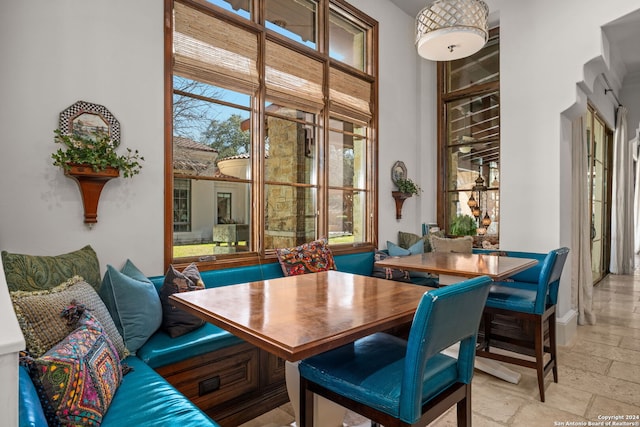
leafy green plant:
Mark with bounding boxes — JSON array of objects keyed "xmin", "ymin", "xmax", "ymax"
[
  {"xmin": 450, "ymin": 214, "xmax": 477, "ymax": 236},
  {"xmin": 395, "ymin": 177, "xmax": 422, "ymax": 196},
  {"xmin": 51, "ymin": 129, "xmax": 144, "ymax": 178}
]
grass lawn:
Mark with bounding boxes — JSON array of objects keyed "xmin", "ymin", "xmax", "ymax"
[{"xmin": 173, "ymin": 235, "xmax": 356, "ymax": 258}]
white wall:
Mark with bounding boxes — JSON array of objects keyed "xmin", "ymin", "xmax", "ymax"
[
  {"xmin": 622, "ymin": 73, "xmax": 640, "ymax": 139},
  {"xmin": 0, "ymin": 1, "xmax": 165, "ymax": 275},
  {"xmin": 348, "ymin": 0, "xmax": 438, "ymax": 246},
  {"xmin": 482, "ymin": 0, "xmax": 638, "ymax": 329},
  {"xmin": 2, "ymin": 0, "xmax": 639, "ymax": 340},
  {"xmin": 0, "ymin": 0, "xmax": 434, "ymax": 278}
]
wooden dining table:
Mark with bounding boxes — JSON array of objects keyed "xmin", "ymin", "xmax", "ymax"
[
  {"xmin": 169, "ymin": 270, "xmax": 434, "ymax": 426},
  {"xmin": 375, "ymin": 251, "xmax": 538, "ymax": 285},
  {"xmin": 169, "ymin": 270, "xmax": 432, "ymax": 362}
]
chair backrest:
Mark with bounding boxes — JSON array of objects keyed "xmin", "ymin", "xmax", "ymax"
[
  {"xmin": 534, "ymin": 247, "xmax": 570, "ymax": 313},
  {"xmin": 399, "ymin": 275, "xmax": 492, "ymax": 423}
]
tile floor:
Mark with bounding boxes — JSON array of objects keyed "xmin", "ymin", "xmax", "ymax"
[{"xmin": 240, "ymin": 267, "xmax": 640, "ymax": 427}]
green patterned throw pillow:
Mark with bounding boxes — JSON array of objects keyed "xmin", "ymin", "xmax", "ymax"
[
  {"xmin": 11, "ymin": 276, "xmax": 127, "ymax": 359},
  {"xmin": 2, "ymin": 245, "xmax": 101, "ymax": 291}
]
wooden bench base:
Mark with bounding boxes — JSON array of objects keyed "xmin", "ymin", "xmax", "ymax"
[{"xmin": 156, "ymin": 342, "xmax": 289, "ymax": 426}]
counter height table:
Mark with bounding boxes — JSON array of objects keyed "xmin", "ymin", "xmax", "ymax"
[
  {"xmin": 375, "ymin": 251, "xmax": 538, "ymax": 285},
  {"xmin": 375, "ymin": 251, "xmax": 539, "ymax": 384}
]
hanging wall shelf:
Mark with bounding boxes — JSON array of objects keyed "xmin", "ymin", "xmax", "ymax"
[{"xmin": 65, "ymin": 164, "xmax": 119, "ymax": 225}]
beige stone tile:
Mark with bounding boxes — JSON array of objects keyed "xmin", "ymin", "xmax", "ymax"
[
  {"xmin": 542, "ymin": 382, "xmax": 592, "ymax": 417},
  {"xmin": 620, "ymin": 336, "xmax": 640, "ymax": 351},
  {"xmin": 510, "ymin": 402, "xmax": 588, "ymax": 427},
  {"xmin": 574, "ymin": 327, "xmax": 623, "ymax": 346},
  {"xmin": 585, "ymin": 395, "xmax": 640, "ymax": 420},
  {"xmin": 558, "ymin": 366, "xmax": 640, "ymax": 407},
  {"xmin": 571, "ymin": 339, "xmax": 640, "ymax": 366},
  {"xmin": 608, "ymin": 360, "xmax": 640, "ymax": 385},
  {"xmin": 596, "ymin": 313, "xmax": 640, "ymax": 329},
  {"xmin": 471, "ymin": 414, "xmax": 509, "ymax": 427},
  {"xmin": 238, "ymin": 407, "xmax": 294, "ymax": 427},
  {"xmin": 583, "ymin": 323, "xmax": 640, "ymax": 340},
  {"xmin": 472, "ymin": 381, "xmax": 528, "ymax": 423},
  {"xmin": 426, "ymin": 408, "xmax": 507, "ymax": 427},
  {"xmin": 558, "ymin": 348, "xmax": 612, "ymax": 375}
]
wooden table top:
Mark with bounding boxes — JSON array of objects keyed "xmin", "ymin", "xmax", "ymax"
[
  {"xmin": 375, "ymin": 252, "xmax": 538, "ymax": 282},
  {"xmin": 169, "ymin": 270, "xmax": 432, "ymax": 362}
]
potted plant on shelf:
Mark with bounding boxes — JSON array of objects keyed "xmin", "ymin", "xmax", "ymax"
[
  {"xmin": 51, "ymin": 129, "xmax": 144, "ymax": 224},
  {"xmin": 392, "ymin": 177, "xmax": 421, "ymax": 219},
  {"xmin": 52, "ymin": 129, "xmax": 144, "ymax": 178}
]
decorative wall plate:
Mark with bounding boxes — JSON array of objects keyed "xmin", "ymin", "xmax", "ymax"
[
  {"xmin": 391, "ymin": 161, "xmax": 407, "ymax": 185},
  {"xmin": 59, "ymin": 101, "xmax": 120, "ymax": 144}
]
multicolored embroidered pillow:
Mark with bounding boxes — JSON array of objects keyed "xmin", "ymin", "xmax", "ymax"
[
  {"xmin": 11, "ymin": 276, "xmax": 127, "ymax": 359},
  {"xmin": 275, "ymin": 238, "xmax": 336, "ymax": 276},
  {"xmin": 23, "ymin": 308, "xmax": 122, "ymax": 427},
  {"xmin": 159, "ymin": 263, "xmax": 206, "ymax": 338},
  {"xmin": 2, "ymin": 245, "xmax": 101, "ymax": 291}
]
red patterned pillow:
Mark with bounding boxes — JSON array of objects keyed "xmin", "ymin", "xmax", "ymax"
[
  {"xmin": 23, "ymin": 304, "xmax": 122, "ymax": 426},
  {"xmin": 275, "ymin": 238, "xmax": 336, "ymax": 276}
]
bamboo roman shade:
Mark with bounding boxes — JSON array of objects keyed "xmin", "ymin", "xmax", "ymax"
[
  {"xmin": 329, "ymin": 67, "xmax": 372, "ymax": 124},
  {"xmin": 265, "ymin": 40, "xmax": 324, "ymax": 112},
  {"xmin": 174, "ymin": 2, "xmax": 258, "ymax": 94}
]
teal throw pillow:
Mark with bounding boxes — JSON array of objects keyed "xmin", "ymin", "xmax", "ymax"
[
  {"xmin": 99, "ymin": 260, "xmax": 162, "ymax": 353},
  {"xmin": 387, "ymin": 240, "xmax": 423, "ymax": 257},
  {"xmin": 398, "ymin": 231, "xmax": 431, "ymax": 253},
  {"xmin": 387, "ymin": 240, "xmax": 433, "ymax": 280}
]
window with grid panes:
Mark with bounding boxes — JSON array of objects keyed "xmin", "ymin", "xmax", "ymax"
[
  {"xmin": 166, "ymin": 0, "xmax": 378, "ymax": 267},
  {"xmin": 438, "ymin": 29, "xmax": 499, "ymax": 243}
]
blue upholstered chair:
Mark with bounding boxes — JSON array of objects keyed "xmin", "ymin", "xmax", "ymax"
[
  {"xmin": 476, "ymin": 247, "xmax": 569, "ymax": 402},
  {"xmin": 298, "ymin": 275, "xmax": 492, "ymax": 427}
]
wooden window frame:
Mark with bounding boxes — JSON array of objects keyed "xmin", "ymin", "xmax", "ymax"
[
  {"xmin": 164, "ymin": 0, "xmax": 378, "ymax": 270},
  {"xmin": 436, "ymin": 27, "xmax": 500, "ymax": 235}
]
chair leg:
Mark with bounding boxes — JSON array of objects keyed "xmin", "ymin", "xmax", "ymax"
[
  {"xmin": 482, "ymin": 312, "xmax": 492, "ymax": 350},
  {"xmin": 534, "ymin": 318, "xmax": 546, "ymax": 402},
  {"xmin": 549, "ymin": 313, "xmax": 558, "ymax": 383},
  {"xmin": 299, "ymin": 378, "xmax": 314, "ymax": 427},
  {"xmin": 456, "ymin": 383, "xmax": 472, "ymax": 427}
]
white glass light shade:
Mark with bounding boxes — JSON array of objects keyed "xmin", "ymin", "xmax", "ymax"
[{"xmin": 416, "ymin": 0, "xmax": 489, "ymax": 61}]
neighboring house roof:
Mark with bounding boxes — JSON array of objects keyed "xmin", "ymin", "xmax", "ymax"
[
  {"xmin": 173, "ymin": 136, "xmax": 219, "ymax": 176},
  {"xmin": 174, "ymin": 136, "xmax": 218, "ymax": 152}
]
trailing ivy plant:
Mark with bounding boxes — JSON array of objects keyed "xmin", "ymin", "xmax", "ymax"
[
  {"xmin": 395, "ymin": 177, "xmax": 422, "ymax": 196},
  {"xmin": 51, "ymin": 129, "xmax": 144, "ymax": 178}
]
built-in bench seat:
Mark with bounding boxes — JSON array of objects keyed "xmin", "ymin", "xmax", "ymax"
[{"xmin": 13, "ymin": 250, "xmax": 380, "ymax": 426}]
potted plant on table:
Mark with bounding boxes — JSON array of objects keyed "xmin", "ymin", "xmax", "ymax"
[
  {"xmin": 392, "ymin": 177, "xmax": 421, "ymax": 219},
  {"xmin": 51, "ymin": 129, "xmax": 144, "ymax": 224}
]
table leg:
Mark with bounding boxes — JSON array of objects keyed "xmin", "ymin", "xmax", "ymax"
[
  {"xmin": 442, "ymin": 344, "xmax": 522, "ymax": 384},
  {"xmin": 285, "ymin": 361, "xmax": 347, "ymax": 427}
]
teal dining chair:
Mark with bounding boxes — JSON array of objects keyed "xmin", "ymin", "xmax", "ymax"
[
  {"xmin": 476, "ymin": 247, "xmax": 570, "ymax": 402},
  {"xmin": 298, "ymin": 275, "xmax": 492, "ymax": 427}
]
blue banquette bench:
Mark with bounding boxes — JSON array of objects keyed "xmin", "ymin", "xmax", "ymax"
[{"xmin": 18, "ymin": 251, "xmax": 376, "ymax": 427}]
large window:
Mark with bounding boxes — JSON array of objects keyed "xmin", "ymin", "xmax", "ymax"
[
  {"xmin": 438, "ymin": 29, "xmax": 499, "ymax": 244},
  {"xmin": 166, "ymin": 0, "xmax": 378, "ymax": 267}
]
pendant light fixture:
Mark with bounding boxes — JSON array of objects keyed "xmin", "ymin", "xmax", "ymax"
[{"xmin": 416, "ymin": 0, "xmax": 489, "ymax": 61}]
